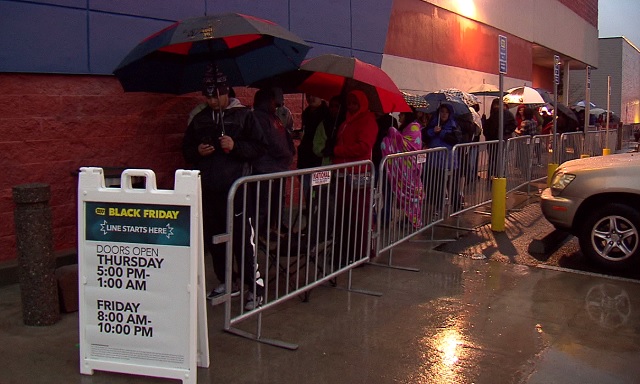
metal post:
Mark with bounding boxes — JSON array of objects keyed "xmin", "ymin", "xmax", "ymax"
[
  {"xmin": 498, "ymin": 73, "xmax": 504, "ymax": 178},
  {"xmin": 584, "ymin": 66, "xmax": 591, "ymax": 132}
]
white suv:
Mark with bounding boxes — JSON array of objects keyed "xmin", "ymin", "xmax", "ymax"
[{"xmin": 540, "ymin": 153, "xmax": 640, "ymax": 269}]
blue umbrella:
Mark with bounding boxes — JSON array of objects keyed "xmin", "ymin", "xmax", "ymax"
[{"xmin": 421, "ymin": 92, "xmax": 470, "ymax": 116}]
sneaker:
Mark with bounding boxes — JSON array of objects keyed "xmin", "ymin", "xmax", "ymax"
[
  {"xmin": 207, "ymin": 283, "xmax": 240, "ymax": 300},
  {"xmin": 244, "ymin": 292, "xmax": 264, "ymax": 311}
]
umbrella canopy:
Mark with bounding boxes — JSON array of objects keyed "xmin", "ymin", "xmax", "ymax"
[
  {"xmin": 467, "ymin": 82, "xmax": 503, "ymax": 96},
  {"xmin": 555, "ymin": 103, "xmax": 578, "ymax": 123},
  {"xmin": 574, "ymin": 100, "xmax": 597, "ymax": 109},
  {"xmin": 289, "ymin": 54, "xmax": 411, "ymax": 113},
  {"xmin": 589, "ymin": 107, "xmax": 607, "ymax": 115},
  {"xmin": 113, "ymin": 13, "xmax": 311, "ymax": 94},
  {"xmin": 535, "ymin": 88, "xmax": 554, "ymax": 104},
  {"xmin": 422, "ymin": 92, "xmax": 470, "ymax": 115},
  {"xmin": 437, "ymin": 88, "xmax": 479, "ymax": 107},
  {"xmin": 402, "ymin": 91, "xmax": 428, "ymax": 109},
  {"xmin": 504, "ymin": 86, "xmax": 545, "ymax": 105}
]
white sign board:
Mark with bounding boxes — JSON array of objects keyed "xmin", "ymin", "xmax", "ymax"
[{"xmin": 78, "ymin": 168, "xmax": 208, "ymax": 384}]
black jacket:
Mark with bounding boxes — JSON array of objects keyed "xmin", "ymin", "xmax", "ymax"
[
  {"xmin": 298, "ymin": 103, "xmax": 329, "ymax": 169},
  {"xmin": 252, "ymin": 106, "xmax": 295, "ymax": 174},
  {"xmin": 182, "ymin": 101, "xmax": 267, "ymax": 192},
  {"xmin": 483, "ymin": 108, "xmax": 516, "ymax": 141}
]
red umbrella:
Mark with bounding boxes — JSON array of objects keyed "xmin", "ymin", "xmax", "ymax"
[{"xmin": 276, "ymin": 54, "xmax": 411, "ymax": 113}]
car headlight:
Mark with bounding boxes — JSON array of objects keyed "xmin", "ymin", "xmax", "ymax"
[{"xmin": 550, "ymin": 171, "xmax": 575, "ymax": 194}]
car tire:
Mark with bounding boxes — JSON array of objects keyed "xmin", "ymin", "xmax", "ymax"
[{"xmin": 578, "ymin": 203, "xmax": 640, "ymax": 269}]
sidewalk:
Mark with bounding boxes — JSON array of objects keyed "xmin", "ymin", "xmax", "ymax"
[{"xmin": 2, "ymin": 201, "xmax": 640, "ymax": 384}]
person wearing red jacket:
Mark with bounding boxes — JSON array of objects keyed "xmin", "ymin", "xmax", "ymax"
[{"xmin": 330, "ymin": 90, "xmax": 378, "ymax": 267}]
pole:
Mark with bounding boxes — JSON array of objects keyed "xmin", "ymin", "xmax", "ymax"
[
  {"xmin": 584, "ymin": 66, "xmax": 591, "ymax": 132},
  {"xmin": 548, "ymin": 55, "xmax": 560, "ymax": 185},
  {"xmin": 498, "ymin": 74, "xmax": 504, "ymax": 178},
  {"xmin": 604, "ymin": 75, "xmax": 611, "ymax": 155}
]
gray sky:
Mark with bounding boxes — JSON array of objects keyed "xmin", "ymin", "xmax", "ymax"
[{"xmin": 599, "ymin": 0, "xmax": 640, "ymax": 47}]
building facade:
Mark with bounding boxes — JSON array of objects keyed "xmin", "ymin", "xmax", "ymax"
[
  {"xmin": 570, "ymin": 37, "xmax": 640, "ymax": 124},
  {"xmin": 0, "ymin": 0, "xmax": 598, "ymax": 262}
]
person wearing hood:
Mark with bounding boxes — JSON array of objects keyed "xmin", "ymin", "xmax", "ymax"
[
  {"xmin": 182, "ymin": 66, "xmax": 268, "ymax": 311},
  {"xmin": 424, "ymin": 103, "xmax": 464, "ymax": 213},
  {"xmin": 251, "ymin": 88, "xmax": 295, "ymax": 240},
  {"xmin": 330, "ymin": 90, "xmax": 378, "ymax": 266}
]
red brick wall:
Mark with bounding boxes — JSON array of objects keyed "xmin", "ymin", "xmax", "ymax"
[
  {"xmin": 0, "ymin": 74, "xmax": 305, "ymax": 263},
  {"xmin": 559, "ymin": 0, "xmax": 598, "ymax": 27}
]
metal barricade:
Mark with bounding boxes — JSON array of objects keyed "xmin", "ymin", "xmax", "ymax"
[
  {"xmin": 375, "ymin": 148, "xmax": 448, "ymax": 267},
  {"xmin": 504, "ymin": 136, "xmax": 532, "ymax": 193},
  {"xmin": 619, "ymin": 125, "xmax": 634, "ymax": 151},
  {"xmin": 449, "ymin": 141, "xmax": 497, "ymax": 218},
  {"xmin": 560, "ymin": 131, "xmax": 584, "ymax": 163},
  {"xmin": 584, "ymin": 129, "xmax": 618, "ymax": 156},
  {"xmin": 216, "ymin": 161, "xmax": 378, "ymax": 349},
  {"xmin": 530, "ymin": 134, "xmax": 553, "ymax": 181}
]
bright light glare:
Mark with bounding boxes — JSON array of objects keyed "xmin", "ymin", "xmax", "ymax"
[{"xmin": 453, "ymin": 0, "xmax": 477, "ymax": 19}]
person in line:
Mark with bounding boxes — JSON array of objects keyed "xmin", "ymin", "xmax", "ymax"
[
  {"xmin": 251, "ymin": 88, "xmax": 296, "ymax": 241},
  {"xmin": 380, "ymin": 108, "xmax": 424, "ymax": 228},
  {"xmin": 424, "ymin": 103, "xmax": 464, "ymax": 213},
  {"xmin": 273, "ymin": 87, "xmax": 295, "ymax": 133},
  {"xmin": 482, "ymin": 98, "xmax": 517, "ymax": 181},
  {"xmin": 331, "ymin": 90, "xmax": 378, "ymax": 267},
  {"xmin": 312, "ymin": 95, "xmax": 344, "ymax": 166},
  {"xmin": 298, "ymin": 94, "xmax": 329, "ymax": 233},
  {"xmin": 372, "ymin": 111, "xmax": 399, "ymax": 178},
  {"xmin": 515, "ymin": 106, "xmax": 538, "ymax": 136},
  {"xmin": 182, "ymin": 67, "xmax": 267, "ymax": 311}
]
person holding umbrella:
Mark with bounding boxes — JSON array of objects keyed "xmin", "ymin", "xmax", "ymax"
[
  {"xmin": 182, "ymin": 66, "xmax": 268, "ymax": 310},
  {"xmin": 330, "ymin": 90, "xmax": 378, "ymax": 266},
  {"xmin": 424, "ymin": 103, "xmax": 464, "ymax": 212}
]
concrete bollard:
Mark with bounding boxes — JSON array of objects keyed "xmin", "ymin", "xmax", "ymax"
[{"xmin": 12, "ymin": 183, "xmax": 60, "ymax": 326}]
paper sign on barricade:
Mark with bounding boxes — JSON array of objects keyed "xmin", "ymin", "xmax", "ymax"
[{"xmin": 78, "ymin": 168, "xmax": 208, "ymax": 384}]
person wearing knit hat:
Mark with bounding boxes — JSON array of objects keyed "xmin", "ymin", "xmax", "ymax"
[{"xmin": 182, "ymin": 64, "xmax": 268, "ymax": 310}]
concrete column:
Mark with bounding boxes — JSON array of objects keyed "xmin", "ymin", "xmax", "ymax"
[{"xmin": 12, "ymin": 183, "xmax": 60, "ymax": 326}]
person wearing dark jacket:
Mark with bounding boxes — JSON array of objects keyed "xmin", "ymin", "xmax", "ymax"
[
  {"xmin": 483, "ymin": 98, "xmax": 517, "ymax": 180},
  {"xmin": 251, "ymin": 88, "xmax": 296, "ymax": 238},
  {"xmin": 182, "ymin": 68, "xmax": 267, "ymax": 310},
  {"xmin": 424, "ymin": 103, "xmax": 464, "ymax": 212},
  {"xmin": 482, "ymin": 98, "xmax": 517, "ymax": 141}
]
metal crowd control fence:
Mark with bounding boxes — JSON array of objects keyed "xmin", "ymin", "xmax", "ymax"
[
  {"xmin": 448, "ymin": 140, "xmax": 499, "ymax": 219},
  {"xmin": 620, "ymin": 125, "xmax": 634, "ymax": 151},
  {"xmin": 214, "ymin": 161, "xmax": 380, "ymax": 349},
  {"xmin": 530, "ymin": 134, "xmax": 554, "ymax": 181},
  {"xmin": 374, "ymin": 147, "xmax": 447, "ymax": 270},
  {"xmin": 584, "ymin": 129, "xmax": 617, "ymax": 156},
  {"xmin": 209, "ymin": 128, "xmax": 625, "ymax": 351},
  {"xmin": 504, "ymin": 136, "xmax": 533, "ymax": 193},
  {"xmin": 560, "ymin": 132, "xmax": 584, "ymax": 163}
]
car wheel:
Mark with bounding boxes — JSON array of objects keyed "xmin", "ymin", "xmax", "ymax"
[{"xmin": 579, "ymin": 203, "xmax": 640, "ymax": 269}]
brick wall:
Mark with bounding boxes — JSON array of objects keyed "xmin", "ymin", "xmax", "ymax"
[
  {"xmin": 0, "ymin": 73, "xmax": 304, "ymax": 263},
  {"xmin": 559, "ymin": 0, "xmax": 598, "ymax": 27}
]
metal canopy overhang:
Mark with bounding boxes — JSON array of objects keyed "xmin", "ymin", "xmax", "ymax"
[{"xmin": 532, "ymin": 43, "xmax": 594, "ymax": 70}]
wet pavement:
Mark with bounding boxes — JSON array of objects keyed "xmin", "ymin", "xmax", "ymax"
[{"xmin": 2, "ymin": 198, "xmax": 640, "ymax": 384}]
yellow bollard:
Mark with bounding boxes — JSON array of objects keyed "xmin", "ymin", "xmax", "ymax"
[
  {"xmin": 491, "ymin": 177, "xmax": 506, "ymax": 232},
  {"xmin": 547, "ymin": 163, "xmax": 559, "ymax": 187},
  {"xmin": 602, "ymin": 148, "xmax": 611, "ymax": 156},
  {"xmin": 580, "ymin": 154, "xmax": 589, "ymax": 158}
]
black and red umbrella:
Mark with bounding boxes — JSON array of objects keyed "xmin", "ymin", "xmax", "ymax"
[
  {"xmin": 296, "ymin": 54, "xmax": 411, "ymax": 113},
  {"xmin": 113, "ymin": 13, "xmax": 311, "ymax": 94},
  {"xmin": 257, "ymin": 54, "xmax": 410, "ymax": 113}
]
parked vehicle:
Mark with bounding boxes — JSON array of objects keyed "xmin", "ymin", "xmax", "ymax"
[{"xmin": 540, "ymin": 153, "xmax": 640, "ymax": 269}]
